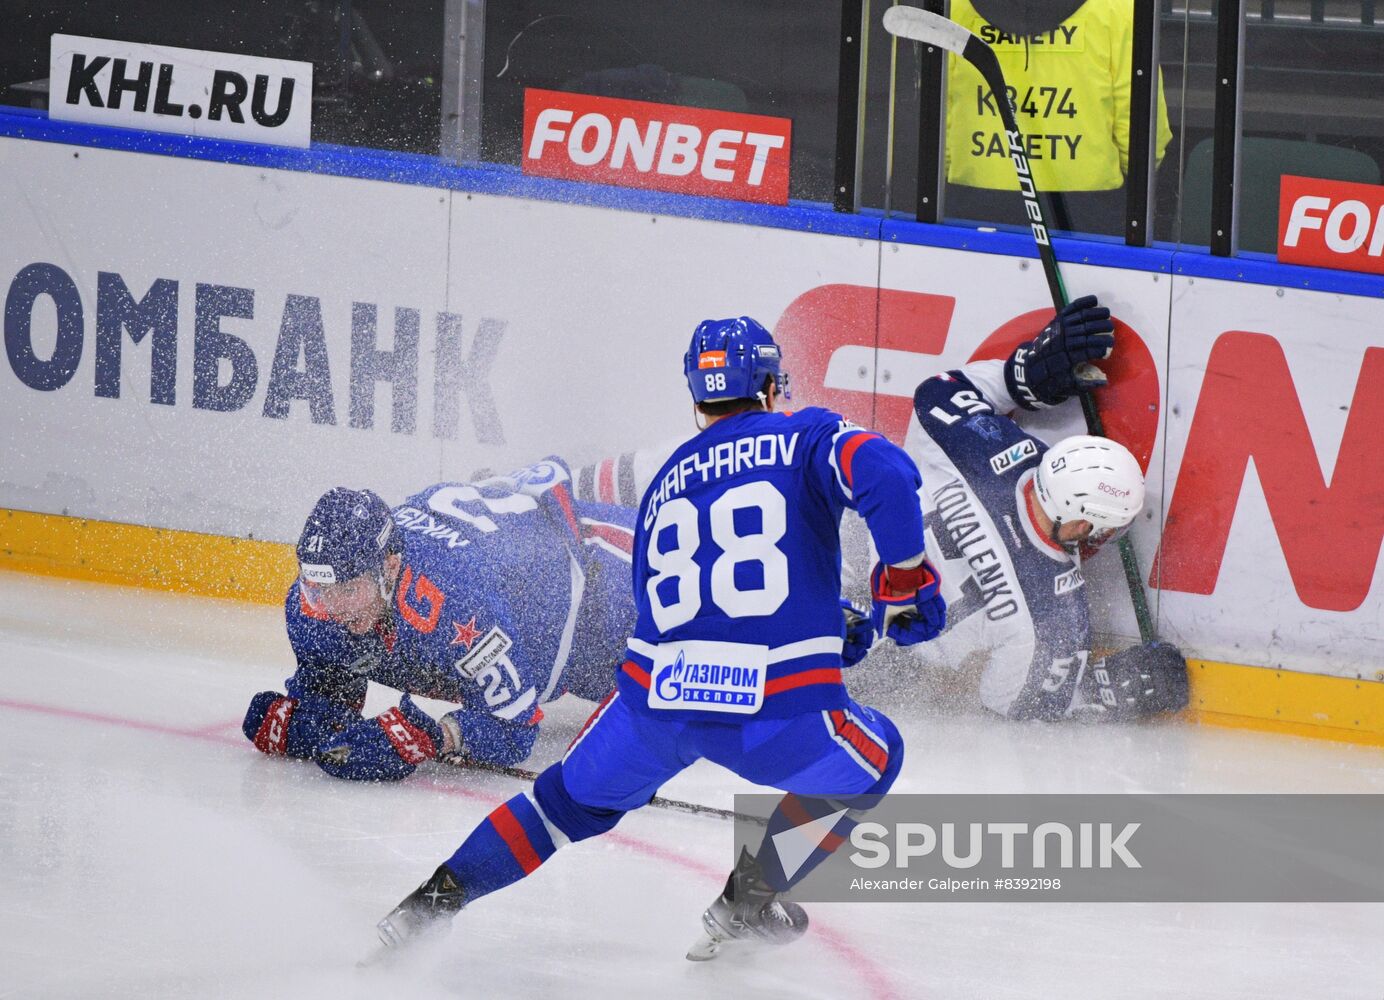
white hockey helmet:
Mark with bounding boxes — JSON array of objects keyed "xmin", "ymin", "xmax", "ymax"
[{"xmin": 1034, "ymin": 435, "xmax": 1145, "ymax": 550}]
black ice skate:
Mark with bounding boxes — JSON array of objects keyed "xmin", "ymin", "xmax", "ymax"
[
  {"xmin": 374, "ymin": 864, "xmax": 467, "ymax": 950},
  {"xmin": 686, "ymin": 849, "xmax": 809, "ymax": 961}
]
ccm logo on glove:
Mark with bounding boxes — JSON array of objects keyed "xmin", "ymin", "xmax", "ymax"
[
  {"xmin": 523, "ymin": 89, "xmax": 792, "ymax": 205},
  {"xmin": 378, "ymin": 706, "xmax": 436, "ymax": 765}
]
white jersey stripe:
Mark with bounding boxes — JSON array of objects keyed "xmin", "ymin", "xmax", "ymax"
[
  {"xmin": 842, "ymin": 706, "xmax": 890, "ymax": 753},
  {"xmin": 583, "ymin": 536, "xmax": 633, "ymax": 564},
  {"xmin": 541, "ymin": 554, "xmax": 585, "ymax": 703},
  {"xmin": 625, "ymin": 634, "xmax": 842, "ymax": 664},
  {"xmin": 528, "ymin": 793, "xmax": 571, "ymax": 851}
]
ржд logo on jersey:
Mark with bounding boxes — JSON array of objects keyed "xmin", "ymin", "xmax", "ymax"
[
  {"xmin": 990, "ymin": 439, "xmax": 1039, "ymax": 474},
  {"xmin": 1054, "ymin": 565, "xmax": 1085, "ymax": 596}
]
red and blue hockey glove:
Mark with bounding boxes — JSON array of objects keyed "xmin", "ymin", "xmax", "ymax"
[
  {"xmin": 242, "ymin": 690, "xmax": 359, "ymax": 759},
  {"xmin": 314, "ymin": 695, "xmax": 443, "ymax": 781},
  {"xmin": 1004, "ymin": 294, "xmax": 1115, "ymax": 409},
  {"xmin": 869, "ymin": 558, "xmax": 946, "ymax": 647},
  {"xmin": 840, "ymin": 599, "xmax": 874, "ymax": 667}
]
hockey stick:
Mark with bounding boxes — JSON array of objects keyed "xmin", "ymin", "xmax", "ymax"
[
  {"xmin": 454, "ymin": 759, "xmax": 762, "ymax": 824},
  {"xmin": 883, "ymin": 5, "xmax": 1156, "ymax": 644}
]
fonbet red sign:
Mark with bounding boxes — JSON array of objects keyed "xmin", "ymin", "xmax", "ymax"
[
  {"xmin": 1278, "ymin": 174, "xmax": 1384, "ymax": 275},
  {"xmin": 522, "ymin": 89, "xmax": 792, "ymax": 205}
]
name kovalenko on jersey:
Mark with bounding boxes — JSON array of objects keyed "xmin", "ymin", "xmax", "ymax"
[{"xmin": 642, "ymin": 431, "xmax": 801, "ymax": 530}]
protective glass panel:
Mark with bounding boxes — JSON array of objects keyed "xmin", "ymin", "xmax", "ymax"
[
  {"xmin": 920, "ymin": 0, "xmax": 1175, "ymax": 237},
  {"xmin": 0, "ymin": 1, "xmax": 446, "ymax": 154},
  {"xmin": 478, "ymin": 1, "xmax": 846, "ymax": 203},
  {"xmin": 1235, "ymin": 1, "xmax": 1384, "ymax": 253}
]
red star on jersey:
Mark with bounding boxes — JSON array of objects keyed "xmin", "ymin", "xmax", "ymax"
[{"xmin": 450, "ymin": 616, "xmax": 482, "ymax": 650}]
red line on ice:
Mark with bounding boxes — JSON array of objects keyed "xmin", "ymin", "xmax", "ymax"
[{"xmin": 0, "ymin": 697, "xmax": 905, "ymax": 999}]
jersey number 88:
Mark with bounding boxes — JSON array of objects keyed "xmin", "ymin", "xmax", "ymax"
[{"xmin": 645, "ymin": 481, "xmax": 789, "ymax": 631}]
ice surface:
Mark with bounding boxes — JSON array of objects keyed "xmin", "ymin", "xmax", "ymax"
[{"xmin": 1, "ymin": 571, "xmax": 1381, "ymax": 999}]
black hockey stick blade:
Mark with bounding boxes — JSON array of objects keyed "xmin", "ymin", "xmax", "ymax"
[{"xmin": 452, "ymin": 758, "xmax": 763, "ymax": 824}]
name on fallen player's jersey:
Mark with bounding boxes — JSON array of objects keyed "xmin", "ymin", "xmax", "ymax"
[
  {"xmin": 643, "ymin": 432, "xmax": 800, "ymax": 530},
  {"xmin": 394, "ymin": 506, "xmax": 471, "ymax": 549},
  {"xmin": 453, "ymin": 626, "xmax": 513, "ymax": 680},
  {"xmin": 931, "ymin": 479, "xmax": 1019, "ymax": 621}
]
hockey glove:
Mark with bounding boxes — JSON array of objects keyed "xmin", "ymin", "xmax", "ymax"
[
  {"xmin": 243, "ymin": 691, "xmax": 359, "ymax": 759},
  {"xmin": 1004, "ymin": 294, "xmax": 1115, "ymax": 410},
  {"xmin": 869, "ymin": 558, "xmax": 946, "ymax": 647},
  {"xmin": 314, "ymin": 695, "xmax": 443, "ymax": 781},
  {"xmin": 435, "ymin": 704, "xmax": 543, "ymax": 769},
  {"xmin": 1079, "ymin": 642, "xmax": 1190, "ymax": 722},
  {"xmin": 840, "ymin": 599, "xmax": 874, "ymax": 667}
]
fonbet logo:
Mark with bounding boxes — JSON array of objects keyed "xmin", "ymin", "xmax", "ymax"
[
  {"xmin": 1278, "ymin": 174, "xmax": 1384, "ymax": 276},
  {"xmin": 523, "ymin": 89, "xmax": 792, "ymax": 205}
]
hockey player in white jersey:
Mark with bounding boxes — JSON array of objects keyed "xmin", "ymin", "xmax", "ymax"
[
  {"xmin": 905, "ymin": 295, "xmax": 1188, "ymax": 721},
  {"xmin": 574, "ymin": 297, "xmax": 1188, "ymax": 722}
]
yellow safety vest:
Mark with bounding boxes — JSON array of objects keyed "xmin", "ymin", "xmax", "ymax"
[{"xmin": 944, "ymin": 0, "xmax": 1172, "ymax": 192}]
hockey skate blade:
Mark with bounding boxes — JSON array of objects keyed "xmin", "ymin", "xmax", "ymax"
[{"xmin": 685, "ymin": 931, "xmax": 723, "ymax": 962}]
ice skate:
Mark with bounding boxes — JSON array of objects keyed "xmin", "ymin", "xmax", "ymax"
[
  {"xmin": 686, "ymin": 850, "xmax": 809, "ymax": 961},
  {"xmin": 374, "ymin": 864, "xmax": 467, "ymax": 951}
]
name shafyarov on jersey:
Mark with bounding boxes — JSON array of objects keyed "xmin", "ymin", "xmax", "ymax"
[{"xmin": 643, "ymin": 432, "xmax": 800, "ymax": 528}]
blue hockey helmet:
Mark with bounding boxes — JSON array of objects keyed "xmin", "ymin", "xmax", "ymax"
[
  {"xmin": 683, "ymin": 317, "xmax": 790, "ymax": 405},
  {"xmin": 295, "ymin": 488, "xmax": 400, "ymax": 601}
]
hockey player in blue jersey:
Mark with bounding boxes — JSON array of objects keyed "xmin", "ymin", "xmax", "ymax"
[
  {"xmin": 241, "ymin": 457, "xmax": 638, "ymax": 779},
  {"xmin": 371, "ymin": 316, "xmax": 946, "ymax": 959},
  {"xmin": 905, "ymin": 295, "xmax": 1188, "ymax": 721}
]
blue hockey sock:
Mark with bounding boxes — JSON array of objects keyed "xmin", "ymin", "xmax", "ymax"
[
  {"xmin": 755, "ymin": 793, "xmax": 859, "ymax": 892},
  {"xmin": 444, "ymin": 792, "xmax": 561, "ymax": 902}
]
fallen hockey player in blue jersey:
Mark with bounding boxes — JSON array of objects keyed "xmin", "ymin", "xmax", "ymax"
[
  {"xmin": 904, "ymin": 295, "xmax": 1188, "ymax": 722},
  {"xmin": 241, "ymin": 457, "xmax": 637, "ymax": 780},
  {"xmin": 371, "ymin": 316, "xmax": 947, "ymax": 960}
]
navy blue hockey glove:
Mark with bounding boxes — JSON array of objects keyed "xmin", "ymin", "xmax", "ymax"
[
  {"xmin": 436, "ymin": 704, "xmax": 542, "ymax": 769},
  {"xmin": 243, "ymin": 691, "xmax": 359, "ymax": 759},
  {"xmin": 1004, "ymin": 294, "xmax": 1115, "ymax": 410},
  {"xmin": 1079, "ymin": 642, "xmax": 1189, "ymax": 722},
  {"xmin": 840, "ymin": 599, "xmax": 874, "ymax": 667},
  {"xmin": 314, "ymin": 695, "xmax": 444, "ymax": 781},
  {"xmin": 869, "ymin": 558, "xmax": 946, "ymax": 647}
]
